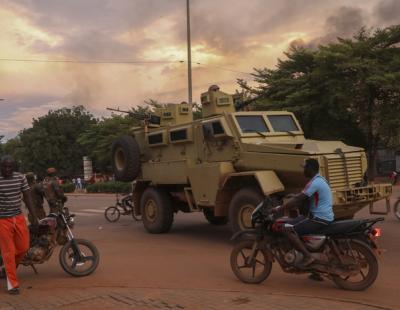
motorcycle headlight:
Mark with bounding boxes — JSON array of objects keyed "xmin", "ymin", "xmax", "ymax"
[{"xmin": 68, "ymin": 217, "xmax": 75, "ymax": 228}]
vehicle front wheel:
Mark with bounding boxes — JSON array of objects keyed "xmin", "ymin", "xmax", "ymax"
[
  {"xmin": 140, "ymin": 187, "xmax": 174, "ymax": 234},
  {"xmin": 229, "ymin": 187, "xmax": 263, "ymax": 233}
]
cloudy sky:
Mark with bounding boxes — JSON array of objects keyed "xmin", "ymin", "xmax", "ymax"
[{"xmin": 0, "ymin": 0, "xmax": 399, "ymax": 139}]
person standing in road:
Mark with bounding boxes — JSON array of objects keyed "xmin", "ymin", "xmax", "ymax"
[
  {"xmin": 42, "ymin": 167, "xmax": 67, "ymax": 214},
  {"xmin": 0, "ymin": 155, "xmax": 38, "ymax": 295},
  {"xmin": 76, "ymin": 177, "xmax": 82, "ymax": 190},
  {"xmin": 25, "ymin": 172, "xmax": 46, "ymax": 222}
]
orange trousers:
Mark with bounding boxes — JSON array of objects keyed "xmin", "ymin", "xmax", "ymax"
[{"xmin": 0, "ymin": 214, "xmax": 30, "ymax": 290}]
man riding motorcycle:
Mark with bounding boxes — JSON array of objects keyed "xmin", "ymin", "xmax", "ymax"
[{"xmin": 271, "ymin": 158, "xmax": 334, "ymax": 267}]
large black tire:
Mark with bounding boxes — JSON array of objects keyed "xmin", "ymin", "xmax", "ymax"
[
  {"xmin": 203, "ymin": 208, "xmax": 228, "ymax": 225},
  {"xmin": 229, "ymin": 187, "xmax": 263, "ymax": 233},
  {"xmin": 332, "ymin": 240, "xmax": 378, "ymax": 291},
  {"xmin": 140, "ymin": 187, "xmax": 174, "ymax": 234},
  {"xmin": 111, "ymin": 135, "xmax": 141, "ymax": 182},
  {"xmin": 230, "ymin": 239, "xmax": 272, "ymax": 284},
  {"xmin": 59, "ymin": 239, "xmax": 100, "ymax": 277}
]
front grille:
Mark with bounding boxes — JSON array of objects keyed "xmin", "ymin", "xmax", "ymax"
[{"xmin": 326, "ymin": 155, "xmax": 363, "ymax": 189}]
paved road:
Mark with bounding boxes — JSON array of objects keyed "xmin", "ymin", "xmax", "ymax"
[{"xmin": 1, "ymin": 187, "xmax": 399, "ymax": 309}]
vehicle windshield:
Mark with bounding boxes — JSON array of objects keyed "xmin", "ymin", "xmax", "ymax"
[
  {"xmin": 236, "ymin": 115, "xmax": 270, "ymax": 134},
  {"xmin": 267, "ymin": 115, "xmax": 299, "ymax": 132}
]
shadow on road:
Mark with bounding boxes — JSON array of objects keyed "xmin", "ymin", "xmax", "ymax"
[{"xmin": 169, "ymin": 221, "xmax": 233, "ymax": 245}]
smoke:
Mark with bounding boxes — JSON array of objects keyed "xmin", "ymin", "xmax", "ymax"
[
  {"xmin": 374, "ymin": 0, "xmax": 400, "ymax": 25},
  {"xmin": 177, "ymin": 0, "xmax": 322, "ymax": 55},
  {"xmin": 304, "ymin": 6, "xmax": 366, "ymax": 48}
]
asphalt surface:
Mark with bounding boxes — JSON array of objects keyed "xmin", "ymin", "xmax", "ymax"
[{"xmin": 2, "ymin": 186, "xmax": 399, "ymax": 309}]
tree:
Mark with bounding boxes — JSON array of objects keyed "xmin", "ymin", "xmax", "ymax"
[
  {"xmin": 77, "ymin": 114, "xmax": 136, "ymax": 173},
  {"xmin": 78, "ymin": 104, "xmax": 155, "ymax": 173},
  {"xmin": 16, "ymin": 106, "xmax": 96, "ymax": 177},
  {"xmin": 240, "ymin": 25, "xmax": 400, "ymax": 176}
]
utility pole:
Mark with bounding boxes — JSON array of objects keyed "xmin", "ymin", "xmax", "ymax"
[{"xmin": 186, "ymin": 0, "xmax": 193, "ymax": 104}]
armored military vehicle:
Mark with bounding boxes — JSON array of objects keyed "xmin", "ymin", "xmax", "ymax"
[{"xmin": 111, "ymin": 85, "xmax": 392, "ymax": 234}]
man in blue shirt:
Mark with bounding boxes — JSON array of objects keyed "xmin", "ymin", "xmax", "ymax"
[{"xmin": 271, "ymin": 158, "xmax": 334, "ymax": 267}]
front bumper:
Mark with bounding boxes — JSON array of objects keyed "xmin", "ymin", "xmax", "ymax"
[{"xmin": 333, "ymin": 183, "xmax": 392, "ymax": 218}]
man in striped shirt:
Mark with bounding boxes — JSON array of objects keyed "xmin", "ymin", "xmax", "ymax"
[{"xmin": 0, "ymin": 155, "xmax": 38, "ymax": 294}]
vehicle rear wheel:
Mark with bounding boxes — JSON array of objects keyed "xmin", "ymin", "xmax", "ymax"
[
  {"xmin": 203, "ymin": 208, "xmax": 228, "ymax": 225},
  {"xmin": 230, "ymin": 240, "xmax": 272, "ymax": 284},
  {"xmin": 229, "ymin": 187, "xmax": 263, "ymax": 233},
  {"xmin": 332, "ymin": 240, "xmax": 378, "ymax": 291},
  {"xmin": 111, "ymin": 135, "xmax": 141, "ymax": 182},
  {"xmin": 140, "ymin": 187, "xmax": 174, "ymax": 234}
]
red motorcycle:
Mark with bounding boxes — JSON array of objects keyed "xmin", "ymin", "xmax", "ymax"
[
  {"xmin": 230, "ymin": 199, "xmax": 383, "ymax": 291},
  {"xmin": 19, "ymin": 205, "xmax": 100, "ymax": 276}
]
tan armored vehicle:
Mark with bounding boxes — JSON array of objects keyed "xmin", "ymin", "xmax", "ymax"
[{"xmin": 111, "ymin": 86, "xmax": 392, "ymax": 234}]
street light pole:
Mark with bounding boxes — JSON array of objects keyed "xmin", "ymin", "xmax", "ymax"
[{"xmin": 186, "ymin": 0, "xmax": 193, "ymax": 104}]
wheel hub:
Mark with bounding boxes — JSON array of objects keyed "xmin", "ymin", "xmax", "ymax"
[
  {"xmin": 238, "ymin": 204, "xmax": 255, "ymax": 230},
  {"xmin": 115, "ymin": 147, "xmax": 126, "ymax": 171},
  {"xmin": 145, "ymin": 199, "xmax": 158, "ymax": 222}
]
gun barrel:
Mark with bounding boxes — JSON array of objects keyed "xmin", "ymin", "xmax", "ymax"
[
  {"xmin": 106, "ymin": 107, "xmax": 131, "ymax": 114},
  {"xmin": 106, "ymin": 107, "xmax": 160, "ymax": 125}
]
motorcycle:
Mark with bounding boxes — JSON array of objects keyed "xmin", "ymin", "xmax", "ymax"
[
  {"xmin": 18, "ymin": 205, "xmax": 100, "ymax": 277},
  {"xmin": 230, "ymin": 199, "xmax": 383, "ymax": 291}
]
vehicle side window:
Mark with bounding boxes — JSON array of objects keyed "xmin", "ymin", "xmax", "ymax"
[
  {"xmin": 202, "ymin": 120, "xmax": 225, "ymax": 139},
  {"xmin": 170, "ymin": 128, "xmax": 188, "ymax": 142},
  {"xmin": 212, "ymin": 121, "xmax": 224, "ymax": 135},
  {"xmin": 148, "ymin": 133, "xmax": 163, "ymax": 145}
]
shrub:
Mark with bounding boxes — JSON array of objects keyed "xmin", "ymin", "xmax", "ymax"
[
  {"xmin": 61, "ymin": 182, "xmax": 75, "ymax": 193},
  {"xmin": 86, "ymin": 181, "xmax": 131, "ymax": 193}
]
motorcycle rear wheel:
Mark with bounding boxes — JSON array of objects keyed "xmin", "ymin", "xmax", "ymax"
[
  {"xmin": 230, "ymin": 240, "xmax": 272, "ymax": 284},
  {"xmin": 332, "ymin": 240, "xmax": 378, "ymax": 291},
  {"xmin": 59, "ymin": 239, "xmax": 100, "ymax": 277}
]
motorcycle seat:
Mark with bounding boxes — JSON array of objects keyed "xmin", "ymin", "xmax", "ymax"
[{"xmin": 316, "ymin": 219, "xmax": 364, "ymax": 235}]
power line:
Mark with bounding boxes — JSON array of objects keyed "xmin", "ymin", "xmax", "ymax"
[
  {"xmin": 0, "ymin": 57, "xmax": 253, "ymax": 75},
  {"xmin": 0, "ymin": 58, "xmax": 183, "ymax": 65},
  {"xmin": 192, "ymin": 61, "xmax": 252, "ymax": 75}
]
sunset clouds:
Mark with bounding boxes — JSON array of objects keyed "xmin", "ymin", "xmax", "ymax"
[{"xmin": 1, "ymin": 0, "xmax": 399, "ymax": 138}]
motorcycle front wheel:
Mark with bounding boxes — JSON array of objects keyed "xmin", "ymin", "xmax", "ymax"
[
  {"xmin": 59, "ymin": 239, "xmax": 100, "ymax": 277},
  {"xmin": 230, "ymin": 239, "xmax": 272, "ymax": 284},
  {"xmin": 105, "ymin": 206, "xmax": 120, "ymax": 222}
]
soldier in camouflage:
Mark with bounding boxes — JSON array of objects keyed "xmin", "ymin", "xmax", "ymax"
[
  {"xmin": 42, "ymin": 168, "xmax": 67, "ymax": 213},
  {"xmin": 25, "ymin": 172, "xmax": 46, "ymax": 222}
]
